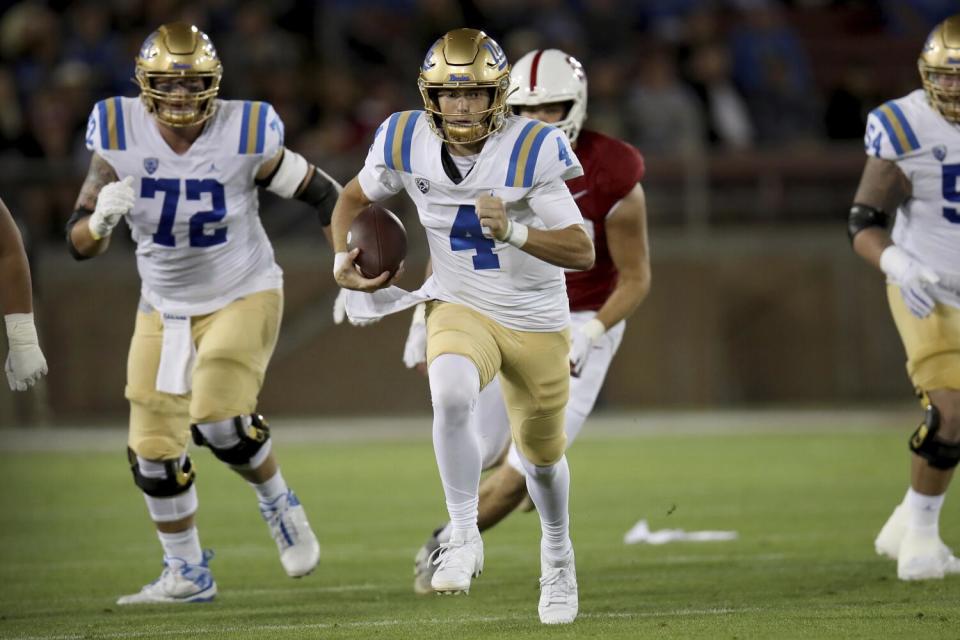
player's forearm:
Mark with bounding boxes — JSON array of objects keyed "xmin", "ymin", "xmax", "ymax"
[
  {"xmin": 594, "ymin": 271, "xmax": 650, "ymax": 330},
  {"xmin": 518, "ymin": 225, "xmax": 594, "ymax": 271},
  {"xmin": 69, "ymin": 216, "xmax": 111, "ymax": 258},
  {"xmin": 0, "ymin": 254, "xmax": 32, "ymax": 314},
  {"xmin": 851, "ymin": 227, "xmax": 892, "ymax": 271},
  {"xmin": 330, "ymin": 178, "xmax": 371, "ymax": 253}
]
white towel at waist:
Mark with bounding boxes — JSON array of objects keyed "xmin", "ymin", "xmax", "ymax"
[
  {"xmin": 343, "ymin": 277, "xmax": 442, "ymax": 325},
  {"xmin": 156, "ymin": 312, "xmax": 196, "ymax": 395}
]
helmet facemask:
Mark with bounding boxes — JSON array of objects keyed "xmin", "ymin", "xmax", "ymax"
[
  {"xmin": 918, "ymin": 15, "xmax": 960, "ymax": 123},
  {"xmin": 420, "ymin": 78, "xmax": 511, "ymax": 144},
  {"xmin": 137, "ymin": 71, "xmax": 221, "ymax": 127}
]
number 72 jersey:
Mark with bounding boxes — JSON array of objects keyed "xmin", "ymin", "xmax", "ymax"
[
  {"xmin": 865, "ymin": 89, "xmax": 960, "ymax": 291},
  {"xmin": 358, "ymin": 112, "xmax": 585, "ymax": 332},
  {"xmin": 85, "ymin": 97, "xmax": 284, "ymax": 316}
]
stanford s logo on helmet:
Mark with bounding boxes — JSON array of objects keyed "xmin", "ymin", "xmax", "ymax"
[
  {"xmin": 918, "ymin": 14, "xmax": 960, "ymax": 123},
  {"xmin": 135, "ymin": 22, "xmax": 223, "ymax": 128},
  {"xmin": 418, "ymin": 28, "xmax": 512, "ymax": 144},
  {"xmin": 507, "ymin": 49, "xmax": 588, "ymax": 144}
]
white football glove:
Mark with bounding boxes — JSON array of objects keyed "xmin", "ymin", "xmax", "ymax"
[
  {"xmin": 89, "ymin": 176, "xmax": 135, "ymax": 240},
  {"xmin": 569, "ymin": 318, "xmax": 605, "ymax": 377},
  {"xmin": 880, "ymin": 245, "xmax": 941, "ymax": 319},
  {"xmin": 332, "ymin": 288, "xmax": 347, "ymax": 325},
  {"xmin": 4, "ymin": 313, "xmax": 48, "ymax": 391},
  {"xmin": 402, "ymin": 303, "xmax": 427, "ymax": 369}
]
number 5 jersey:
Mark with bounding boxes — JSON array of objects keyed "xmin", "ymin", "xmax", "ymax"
[
  {"xmin": 358, "ymin": 111, "xmax": 585, "ymax": 332},
  {"xmin": 85, "ymin": 97, "xmax": 284, "ymax": 316}
]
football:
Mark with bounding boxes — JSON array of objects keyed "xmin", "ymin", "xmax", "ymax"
[{"xmin": 347, "ymin": 204, "xmax": 407, "ymax": 279}]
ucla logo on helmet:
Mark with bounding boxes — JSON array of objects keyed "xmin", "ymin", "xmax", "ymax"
[
  {"xmin": 449, "ymin": 73, "xmax": 471, "ymax": 82},
  {"xmin": 416, "ymin": 177, "xmax": 430, "ymax": 194},
  {"xmin": 139, "ymin": 35, "xmax": 159, "ymax": 60},
  {"xmin": 483, "ymin": 41, "xmax": 507, "ymax": 70},
  {"xmin": 934, "ymin": 145, "xmax": 948, "ymax": 161},
  {"xmin": 421, "ymin": 39, "xmax": 441, "ymax": 71},
  {"xmin": 144, "ymin": 158, "xmax": 159, "ymax": 174}
]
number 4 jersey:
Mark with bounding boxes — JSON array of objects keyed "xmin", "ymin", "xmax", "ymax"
[
  {"xmin": 358, "ymin": 112, "xmax": 585, "ymax": 331},
  {"xmin": 865, "ymin": 89, "xmax": 960, "ymax": 306},
  {"xmin": 85, "ymin": 97, "xmax": 284, "ymax": 316}
]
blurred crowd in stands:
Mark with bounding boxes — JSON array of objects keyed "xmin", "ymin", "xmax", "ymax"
[{"xmin": 0, "ymin": 0, "xmax": 956, "ymax": 243}]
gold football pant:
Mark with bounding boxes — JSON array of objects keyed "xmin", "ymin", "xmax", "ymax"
[
  {"xmin": 888, "ymin": 284, "xmax": 960, "ymax": 392},
  {"xmin": 125, "ymin": 289, "xmax": 283, "ymax": 460},
  {"xmin": 425, "ymin": 301, "xmax": 570, "ymax": 465}
]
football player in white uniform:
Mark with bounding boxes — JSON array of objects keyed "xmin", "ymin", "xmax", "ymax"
[
  {"xmin": 67, "ymin": 23, "xmax": 337, "ymax": 603},
  {"xmin": 850, "ymin": 14, "xmax": 960, "ymax": 581},
  {"xmin": 1, "ymin": 197, "xmax": 47, "ymax": 392},
  {"xmin": 331, "ymin": 29, "xmax": 593, "ymax": 624},
  {"xmin": 406, "ymin": 48, "xmax": 650, "ymax": 595}
]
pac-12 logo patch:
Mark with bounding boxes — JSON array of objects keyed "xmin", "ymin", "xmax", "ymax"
[
  {"xmin": 933, "ymin": 145, "xmax": 947, "ymax": 162},
  {"xmin": 416, "ymin": 177, "xmax": 430, "ymax": 194},
  {"xmin": 144, "ymin": 158, "xmax": 159, "ymax": 174}
]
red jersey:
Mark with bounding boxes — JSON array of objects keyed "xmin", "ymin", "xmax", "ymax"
[{"xmin": 564, "ymin": 129, "xmax": 645, "ymax": 311}]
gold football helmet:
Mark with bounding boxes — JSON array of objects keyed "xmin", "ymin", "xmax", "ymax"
[
  {"xmin": 135, "ymin": 22, "xmax": 222, "ymax": 127},
  {"xmin": 418, "ymin": 28, "xmax": 511, "ymax": 144},
  {"xmin": 918, "ymin": 14, "xmax": 960, "ymax": 123}
]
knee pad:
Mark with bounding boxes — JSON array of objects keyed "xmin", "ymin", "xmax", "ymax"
[
  {"xmin": 191, "ymin": 414, "xmax": 272, "ymax": 468},
  {"xmin": 910, "ymin": 399, "xmax": 960, "ymax": 470},
  {"xmin": 127, "ymin": 447, "xmax": 195, "ymax": 497}
]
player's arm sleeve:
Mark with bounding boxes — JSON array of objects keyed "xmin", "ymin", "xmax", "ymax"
[
  {"xmin": 864, "ymin": 103, "xmax": 921, "ymax": 161},
  {"xmin": 527, "ymin": 178, "xmax": 585, "ymax": 230},
  {"xmin": 357, "ymin": 117, "xmax": 404, "ymax": 202}
]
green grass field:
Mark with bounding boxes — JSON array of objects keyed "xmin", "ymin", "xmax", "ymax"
[{"xmin": 1, "ymin": 416, "xmax": 959, "ymax": 639}]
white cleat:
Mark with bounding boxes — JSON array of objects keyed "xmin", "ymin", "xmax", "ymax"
[
  {"xmin": 430, "ymin": 528, "xmax": 483, "ymax": 595},
  {"xmin": 875, "ymin": 504, "xmax": 906, "ymax": 560},
  {"xmin": 117, "ymin": 550, "xmax": 217, "ymax": 605},
  {"xmin": 538, "ymin": 551, "xmax": 578, "ymax": 624},
  {"xmin": 898, "ymin": 526, "xmax": 960, "ymax": 581},
  {"xmin": 413, "ymin": 528, "xmax": 442, "ymax": 595},
  {"xmin": 260, "ymin": 489, "xmax": 320, "ymax": 577}
]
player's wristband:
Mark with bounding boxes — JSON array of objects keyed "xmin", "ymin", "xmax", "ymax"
[
  {"xmin": 4, "ymin": 313, "xmax": 39, "ymax": 347},
  {"xmin": 581, "ymin": 318, "xmax": 606, "ymax": 341},
  {"xmin": 333, "ymin": 251, "xmax": 349, "ymax": 277},
  {"xmin": 88, "ymin": 220, "xmax": 105, "ymax": 241},
  {"xmin": 504, "ymin": 220, "xmax": 528, "ymax": 248}
]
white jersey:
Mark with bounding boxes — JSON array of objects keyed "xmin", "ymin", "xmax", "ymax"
[
  {"xmin": 358, "ymin": 112, "xmax": 585, "ymax": 331},
  {"xmin": 865, "ymin": 89, "xmax": 960, "ymax": 307},
  {"xmin": 85, "ymin": 97, "xmax": 284, "ymax": 316}
]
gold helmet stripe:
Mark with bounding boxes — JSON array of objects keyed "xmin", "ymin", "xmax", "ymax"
[
  {"xmin": 239, "ymin": 101, "xmax": 269, "ymax": 154},
  {"xmin": 505, "ymin": 121, "xmax": 551, "ymax": 188},
  {"xmin": 874, "ymin": 102, "xmax": 920, "ymax": 155},
  {"xmin": 97, "ymin": 97, "xmax": 127, "ymax": 151},
  {"xmin": 385, "ymin": 111, "xmax": 423, "ymax": 172}
]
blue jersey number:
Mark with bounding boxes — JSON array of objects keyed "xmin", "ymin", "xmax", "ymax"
[
  {"xmin": 449, "ymin": 205, "xmax": 500, "ymax": 270},
  {"xmin": 943, "ymin": 164, "xmax": 960, "ymax": 224},
  {"xmin": 556, "ymin": 137, "xmax": 573, "ymax": 166},
  {"xmin": 142, "ymin": 178, "xmax": 228, "ymax": 247}
]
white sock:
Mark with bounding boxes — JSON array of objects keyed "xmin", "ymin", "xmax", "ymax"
[
  {"xmin": 428, "ymin": 354, "xmax": 482, "ymax": 533},
  {"xmin": 436, "ymin": 522, "xmax": 453, "ymax": 543},
  {"xmin": 518, "ymin": 452, "xmax": 572, "ymax": 565},
  {"xmin": 157, "ymin": 527, "xmax": 203, "ymax": 565},
  {"xmin": 251, "ymin": 469, "xmax": 288, "ymax": 503},
  {"xmin": 906, "ymin": 487, "xmax": 945, "ymax": 531}
]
